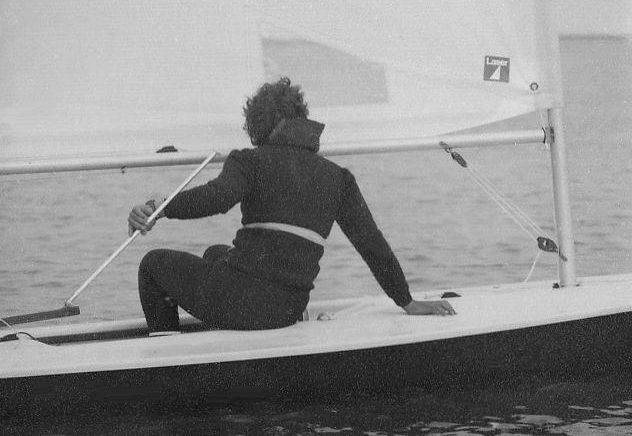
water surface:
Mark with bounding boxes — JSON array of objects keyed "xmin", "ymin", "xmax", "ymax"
[{"xmin": 1, "ymin": 36, "xmax": 632, "ymax": 435}]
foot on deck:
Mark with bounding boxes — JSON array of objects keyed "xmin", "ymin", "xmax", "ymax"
[{"xmin": 148, "ymin": 331, "xmax": 182, "ymax": 337}]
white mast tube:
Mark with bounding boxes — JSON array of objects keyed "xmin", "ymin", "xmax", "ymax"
[{"xmin": 548, "ymin": 108, "xmax": 577, "ymax": 287}]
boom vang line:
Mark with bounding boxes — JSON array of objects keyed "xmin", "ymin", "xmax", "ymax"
[{"xmin": 439, "ymin": 141, "xmax": 566, "ymax": 268}]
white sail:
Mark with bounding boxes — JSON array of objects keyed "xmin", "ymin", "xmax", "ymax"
[{"xmin": 0, "ymin": 0, "xmax": 561, "ymax": 163}]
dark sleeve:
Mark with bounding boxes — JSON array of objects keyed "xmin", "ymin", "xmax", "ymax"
[
  {"xmin": 164, "ymin": 149, "xmax": 254, "ymax": 219},
  {"xmin": 335, "ymin": 169, "xmax": 412, "ymax": 307}
]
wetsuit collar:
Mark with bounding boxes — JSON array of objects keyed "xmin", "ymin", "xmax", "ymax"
[{"xmin": 266, "ymin": 118, "xmax": 325, "ymax": 152}]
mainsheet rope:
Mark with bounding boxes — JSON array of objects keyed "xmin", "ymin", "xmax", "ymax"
[{"xmin": 439, "ymin": 141, "xmax": 565, "ymax": 282}]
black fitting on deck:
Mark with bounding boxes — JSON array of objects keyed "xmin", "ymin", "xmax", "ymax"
[{"xmin": 156, "ymin": 145, "xmax": 178, "ymax": 153}]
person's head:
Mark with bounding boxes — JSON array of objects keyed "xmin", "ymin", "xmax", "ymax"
[{"xmin": 243, "ymin": 77, "xmax": 309, "ymax": 146}]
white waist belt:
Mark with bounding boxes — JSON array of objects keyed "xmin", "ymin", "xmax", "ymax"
[{"xmin": 243, "ymin": 222, "xmax": 326, "ymax": 246}]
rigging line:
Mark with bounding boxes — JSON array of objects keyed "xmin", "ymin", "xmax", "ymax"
[
  {"xmin": 440, "ymin": 142, "xmax": 556, "ymax": 245},
  {"xmin": 467, "ymin": 166, "xmax": 542, "ymax": 235},
  {"xmin": 467, "ymin": 165, "xmax": 549, "ymax": 237},
  {"xmin": 449, "ymin": 152, "xmax": 542, "ymax": 236},
  {"xmin": 441, "ymin": 142, "xmax": 564, "ymax": 261},
  {"xmin": 440, "ymin": 140, "xmax": 548, "ymax": 237},
  {"xmin": 466, "ymin": 166, "xmax": 538, "ymax": 231},
  {"xmin": 462, "ymin": 166, "xmax": 539, "ymax": 240},
  {"xmin": 524, "ymin": 249, "xmax": 542, "ymax": 282},
  {"xmin": 466, "ymin": 168, "xmax": 540, "ymax": 238}
]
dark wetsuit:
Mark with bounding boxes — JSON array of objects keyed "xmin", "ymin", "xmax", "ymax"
[{"xmin": 138, "ymin": 118, "xmax": 412, "ymax": 332}]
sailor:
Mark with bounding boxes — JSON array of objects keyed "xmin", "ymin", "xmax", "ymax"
[{"xmin": 128, "ymin": 77, "xmax": 456, "ymax": 336}]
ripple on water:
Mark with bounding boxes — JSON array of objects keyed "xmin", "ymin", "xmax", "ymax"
[
  {"xmin": 600, "ymin": 407, "xmax": 632, "ymax": 416},
  {"xmin": 551, "ymin": 422, "xmax": 632, "ymax": 436},
  {"xmin": 514, "ymin": 414, "xmax": 564, "ymax": 425},
  {"xmin": 0, "ymin": 287, "xmax": 20, "ymax": 296},
  {"xmin": 32, "ymin": 280, "xmax": 66, "ymax": 289},
  {"xmin": 405, "ymin": 253, "xmax": 431, "ymax": 263}
]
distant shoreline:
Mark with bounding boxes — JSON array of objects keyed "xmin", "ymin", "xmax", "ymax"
[{"xmin": 561, "ymin": 33, "xmax": 631, "ymax": 40}]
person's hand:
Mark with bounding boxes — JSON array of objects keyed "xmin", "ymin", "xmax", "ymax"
[
  {"xmin": 127, "ymin": 195, "xmax": 165, "ymax": 236},
  {"xmin": 403, "ymin": 299, "xmax": 456, "ymax": 316}
]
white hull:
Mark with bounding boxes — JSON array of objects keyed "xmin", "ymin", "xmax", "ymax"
[
  {"xmin": 2, "ymin": 273, "xmax": 631, "ymax": 417},
  {"xmin": 2, "ymin": 273, "xmax": 631, "ymax": 379}
]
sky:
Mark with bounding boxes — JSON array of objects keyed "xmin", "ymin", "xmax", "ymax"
[{"xmin": 552, "ymin": 0, "xmax": 632, "ymax": 36}]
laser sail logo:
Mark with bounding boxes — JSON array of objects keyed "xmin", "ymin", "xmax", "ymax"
[{"xmin": 484, "ymin": 56, "xmax": 510, "ymax": 82}]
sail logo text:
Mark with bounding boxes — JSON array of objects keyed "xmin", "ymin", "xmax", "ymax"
[{"xmin": 484, "ymin": 56, "xmax": 510, "ymax": 82}]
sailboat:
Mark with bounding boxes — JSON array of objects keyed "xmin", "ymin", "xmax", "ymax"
[{"xmin": 1, "ymin": 0, "xmax": 631, "ymax": 414}]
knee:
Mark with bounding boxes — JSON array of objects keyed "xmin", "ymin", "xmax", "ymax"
[
  {"xmin": 202, "ymin": 244, "xmax": 231, "ymax": 263},
  {"xmin": 139, "ymin": 249, "xmax": 169, "ymax": 275},
  {"xmin": 138, "ymin": 249, "xmax": 171, "ymax": 297}
]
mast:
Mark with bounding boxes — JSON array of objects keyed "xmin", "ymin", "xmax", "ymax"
[
  {"xmin": 541, "ymin": 0, "xmax": 577, "ymax": 287},
  {"xmin": 548, "ymin": 108, "xmax": 577, "ymax": 287}
]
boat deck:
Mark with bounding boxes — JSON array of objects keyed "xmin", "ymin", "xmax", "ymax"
[{"xmin": 2, "ymin": 273, "xmax": 632, "ymax": 379}]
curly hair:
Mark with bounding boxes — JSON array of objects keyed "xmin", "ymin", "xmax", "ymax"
[{"xmin": 243, "ymin": 77, "xmax": 309, "ymax": 146}]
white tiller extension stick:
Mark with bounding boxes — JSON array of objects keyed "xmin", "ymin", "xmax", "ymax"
[
  {"xmin": 1, "ymin": 150, "xmax": 218, "ymax": 326},
  {"xmin": 64, "ymin": 151, "xmax": 218, "ymax": 308}
]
